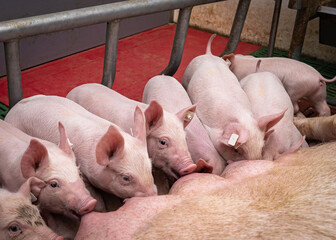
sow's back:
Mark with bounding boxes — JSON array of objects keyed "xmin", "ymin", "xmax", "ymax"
[{"xmin": 134, "ymin": 142, "xmax": 336, "ymax": 239}]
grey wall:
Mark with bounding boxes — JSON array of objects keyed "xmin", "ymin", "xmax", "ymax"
[{"xmin": 0, "ymin": 0, "xmax": 170, "ymax": 76}]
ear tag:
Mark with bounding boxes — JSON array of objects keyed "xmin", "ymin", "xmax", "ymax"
[
  {"xmin": 184, "ymin": 111, "xmax": 194, "ymax": 122},
  {"xmin": 228, "ymin": 133, "xmax": 239, "ymax": 147},
  {"xmin": 67, "ymin": 138, "xmax": 73, "ymax": 148},
  {"xmin": 225, "ymin": 58, "xmax": 231, "ymax": 67},
  {"xmin": 30, "ymin": 192, "xmax": 37, "ymax": 203}
]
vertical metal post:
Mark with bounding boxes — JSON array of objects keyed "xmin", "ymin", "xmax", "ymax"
[
  {"xmin": 220, "ymin": 0, "xmax": 251, "ymax": 57},
  {"xmin": 267, "ymin": 0, "xmax": 282, "ymax": 57},
  {"xmin": 4, "ymin": 40, "xmax": 23, "ymax": 108},
  {"xmin": 288, "ymin": 0, "xmax": 320, "ymax": 60},
  {"xmin": 288, "ymin": 8, "xmax": 309, "ymax": 60},
  {"xmin": 101, "ymin": 20, "xmax": 120, "ymax": 88},
  {"xmin": 161, "ymin": 7, "xmax": 192, "ymax": 76}
]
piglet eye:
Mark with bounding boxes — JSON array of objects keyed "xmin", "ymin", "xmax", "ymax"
[
  {"xmin": 160, "ymin": 140, "xmax": 167, "ymax": 146},
  {"xmin": 234, "ymin": 149, "xmax": 239, "ymax": 153},
  {"xmin": 122, "ymin": 176, "xmax": 130, "ymax": 182},
  {"xmin": 50, "ymin": 182, "xmax": 58, "ymax": 188},
  {"xmin": 8, "ymin": 224, "xmax": 22, "ymax": 236},
  {"xmin": 9, "ymin": 225, "xmax": 20, "ymax": 233}
]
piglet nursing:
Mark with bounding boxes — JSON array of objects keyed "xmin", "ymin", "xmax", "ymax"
[
  {"xmin": 143, "ymin": 75, "xmax": 226, "ymax": 175},
  {"xmin": 5, "ymin": 95, "xmax": 157, "ymax": 199},
  {"xmin": 240, "ymin": 71, "xmax": 308, "ymax": 159},
  {"xmin": 182, "ymin": 34, "xmax": 284, "ymax": 161},
  {"xmin": 223, "ymin": 53, "xmax": 336, "ymax": 116},
  {"xmin": 0, "ymin": 119, "xmax": 96, "ymax": 221},
  {"xmin": 67, "ymin": 83, "xmax": 197, "ymax": 179},
  {"xmin": 0, "ymin": 177, "xmax": 64, "ymax": 240}
]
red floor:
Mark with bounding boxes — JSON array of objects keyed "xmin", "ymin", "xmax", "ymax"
[{"xmin": 0, "ymin": 24, "xmax": 261, "ymax": 106}]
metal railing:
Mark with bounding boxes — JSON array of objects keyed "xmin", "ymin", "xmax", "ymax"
[{"xmin": 1, "ymin": 0, "xmax": 232, "ymax": 107}]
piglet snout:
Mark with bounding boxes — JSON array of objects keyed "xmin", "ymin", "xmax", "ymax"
[
  {"xmin": 51, "ymin": 235, "xmax": 64, "ymax": 240},
  {"xmin": 78, "ymin": 198, "xmax": 97, "ymax": 215},
  {"xmin": 134, "ymin": 187, "xmax": 158, "ymax": 197},
  {"xmin": 179, "ymin": 163, "xmax": 197, "ymax": 176}
]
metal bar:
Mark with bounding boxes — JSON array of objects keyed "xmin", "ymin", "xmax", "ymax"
[
  {"xmin": 220, "ymin": 0, "xmax": 251, "ymax": 57},
  {"xmin": 288, "ymin": 8, "xmax": 308, "ymax": 60},
  {"xmin": 317, "ymin": 6, "xmax": 336, "ymax": 15},
  {"xmin": 161, "ymin": 7, "xmax": 192, "ymax": 76},
  {"xmin": 288, "ymin": 0, "xmax": 320, "ymax": 60},
  {"xmin": 101, "ymin": 20, "xmax": 120, "ymax": 88},
  {"xmin": 288, "ymin": 0, "xmax": 308, "ymax": 10},
  {"xmin": 267, "ymin": 0, "xmax": 282, "ymax": 57},
  {"xmin": 4, "ymin": 40, "xmax": 22, "ymax": 108},
  {"xmin": 0, "ymin": 0, "xmax": 223, "ymax": 42}
]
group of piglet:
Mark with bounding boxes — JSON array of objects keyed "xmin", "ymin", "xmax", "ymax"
[{"xmin": 1, "ymin": 34, "xmax": 335, "ymax": 240}]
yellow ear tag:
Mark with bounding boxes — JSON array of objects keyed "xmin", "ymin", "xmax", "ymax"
[
  {"xmin": 228, "ymin": 133, "xmax": 239, "ymax": 147},
  {"xmin": 184, "ymin": 111, "xmax": 194, "ymax": 122}
]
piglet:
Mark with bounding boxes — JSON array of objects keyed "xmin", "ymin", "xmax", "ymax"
[
  {"xmin": 67, "ymin": 83, "xmax": 197, "ymax": 179},
  {"xmin": 0, "ymin": 119, "xmax": 96, "ymax": 221},
  {"xmin": 5, "ymin": 95, "xmax": 157, "ymax": 199},
  {"xmin": 182, "ymin": 34, "xmax": 284, "ymax": 161},
  {"xmin": 223, "ymin": 53, "xmax": 336, "ymax": 116},
  {"xmin": 143, "ymin": 75, "xmax": 226, "ymax": 175},
  {"xmin": 240, "ymin": 71, "xmax": 308, "ymax": 159},
  {"xmin": 0, "ymin": 177, "xmax": 64, "ymax": 240}
]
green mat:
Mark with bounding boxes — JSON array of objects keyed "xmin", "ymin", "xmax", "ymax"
[
  {"xmin": 249, "ymin": 47, "xmax": 336, "ymax": 108},
  {"xmin": 0, "ymin": 102, "xmax": 9, "ymax": 120}
]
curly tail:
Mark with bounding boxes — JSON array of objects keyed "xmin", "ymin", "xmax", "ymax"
[
  {"xmin": 320, "ymin": 75, "xmax": 336, "ymax": 83},
  {"xmin": 255, "ymin": 59, "xmax": 262, "ymax": 72},
  {"xmin": 206, "ymin": 34, "xmax": 216, "ymax": 55}
]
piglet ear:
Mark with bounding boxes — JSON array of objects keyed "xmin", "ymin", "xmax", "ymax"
[
  {"xmin": 264, "ymin": 129, "xmax": 275, "ymax": 141},
  {"xmin": 144, "ymin": 100, "xmax": 164, "ymax": 135},
  {"xmin": 133, "ymin": 106, "xmax": 147, "ymax": 144},
  {"xmin": 222, "ymin": 53, "xmax": 235, "ymax": 66},
  {"xmin": 258, "ymin": 109, "xmax": 286, "ymax": 132},
  {"xmin": 222, "ymin": 53, "xmax": 234, "ymax": 61},
  {"xmin": 18, "ymin": 177, "xmax": 46, "ymax": 201},
  {"xmin": 274, "ymin": 135, "xmax": 306, "ymax": 160},
  {"xmin": 220, "ymin": 123, "xmax": 249, "ymax": 148},
  {"xmin": 96, "ymin": 125, "xmax": 125, "ymax": 167},
  {"xmin": 58, "ymin": 121, "xmax": 73, "ymax": 156},
  {"xmin": 193, "ymin": 159, "xmax": 213, "ymax": 174},
  {"xmin": 21, "ymin": 139, "xmax": 49, "ymax": 178},
  {"xmin": 175, "ymin": 104, "xmax": 197, "ymax": 128}
]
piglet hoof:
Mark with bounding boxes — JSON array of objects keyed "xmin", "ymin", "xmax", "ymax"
[{"xmin": 194, "ymin": 159, "xmax": 213, "ymax": 174}]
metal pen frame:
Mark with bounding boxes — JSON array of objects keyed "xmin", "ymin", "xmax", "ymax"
[{"xmin": 1, "ymin": 0, "xmax": 231, "ymax": 107}]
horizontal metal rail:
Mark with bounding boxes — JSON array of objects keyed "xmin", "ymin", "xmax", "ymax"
[
  {"xmin": 1, "ymin": 0, "xmax": 225, "ymax": 107},
  {"xmin": 0, "ymin": 0, "xmax": 223, "ymax": 41}
]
